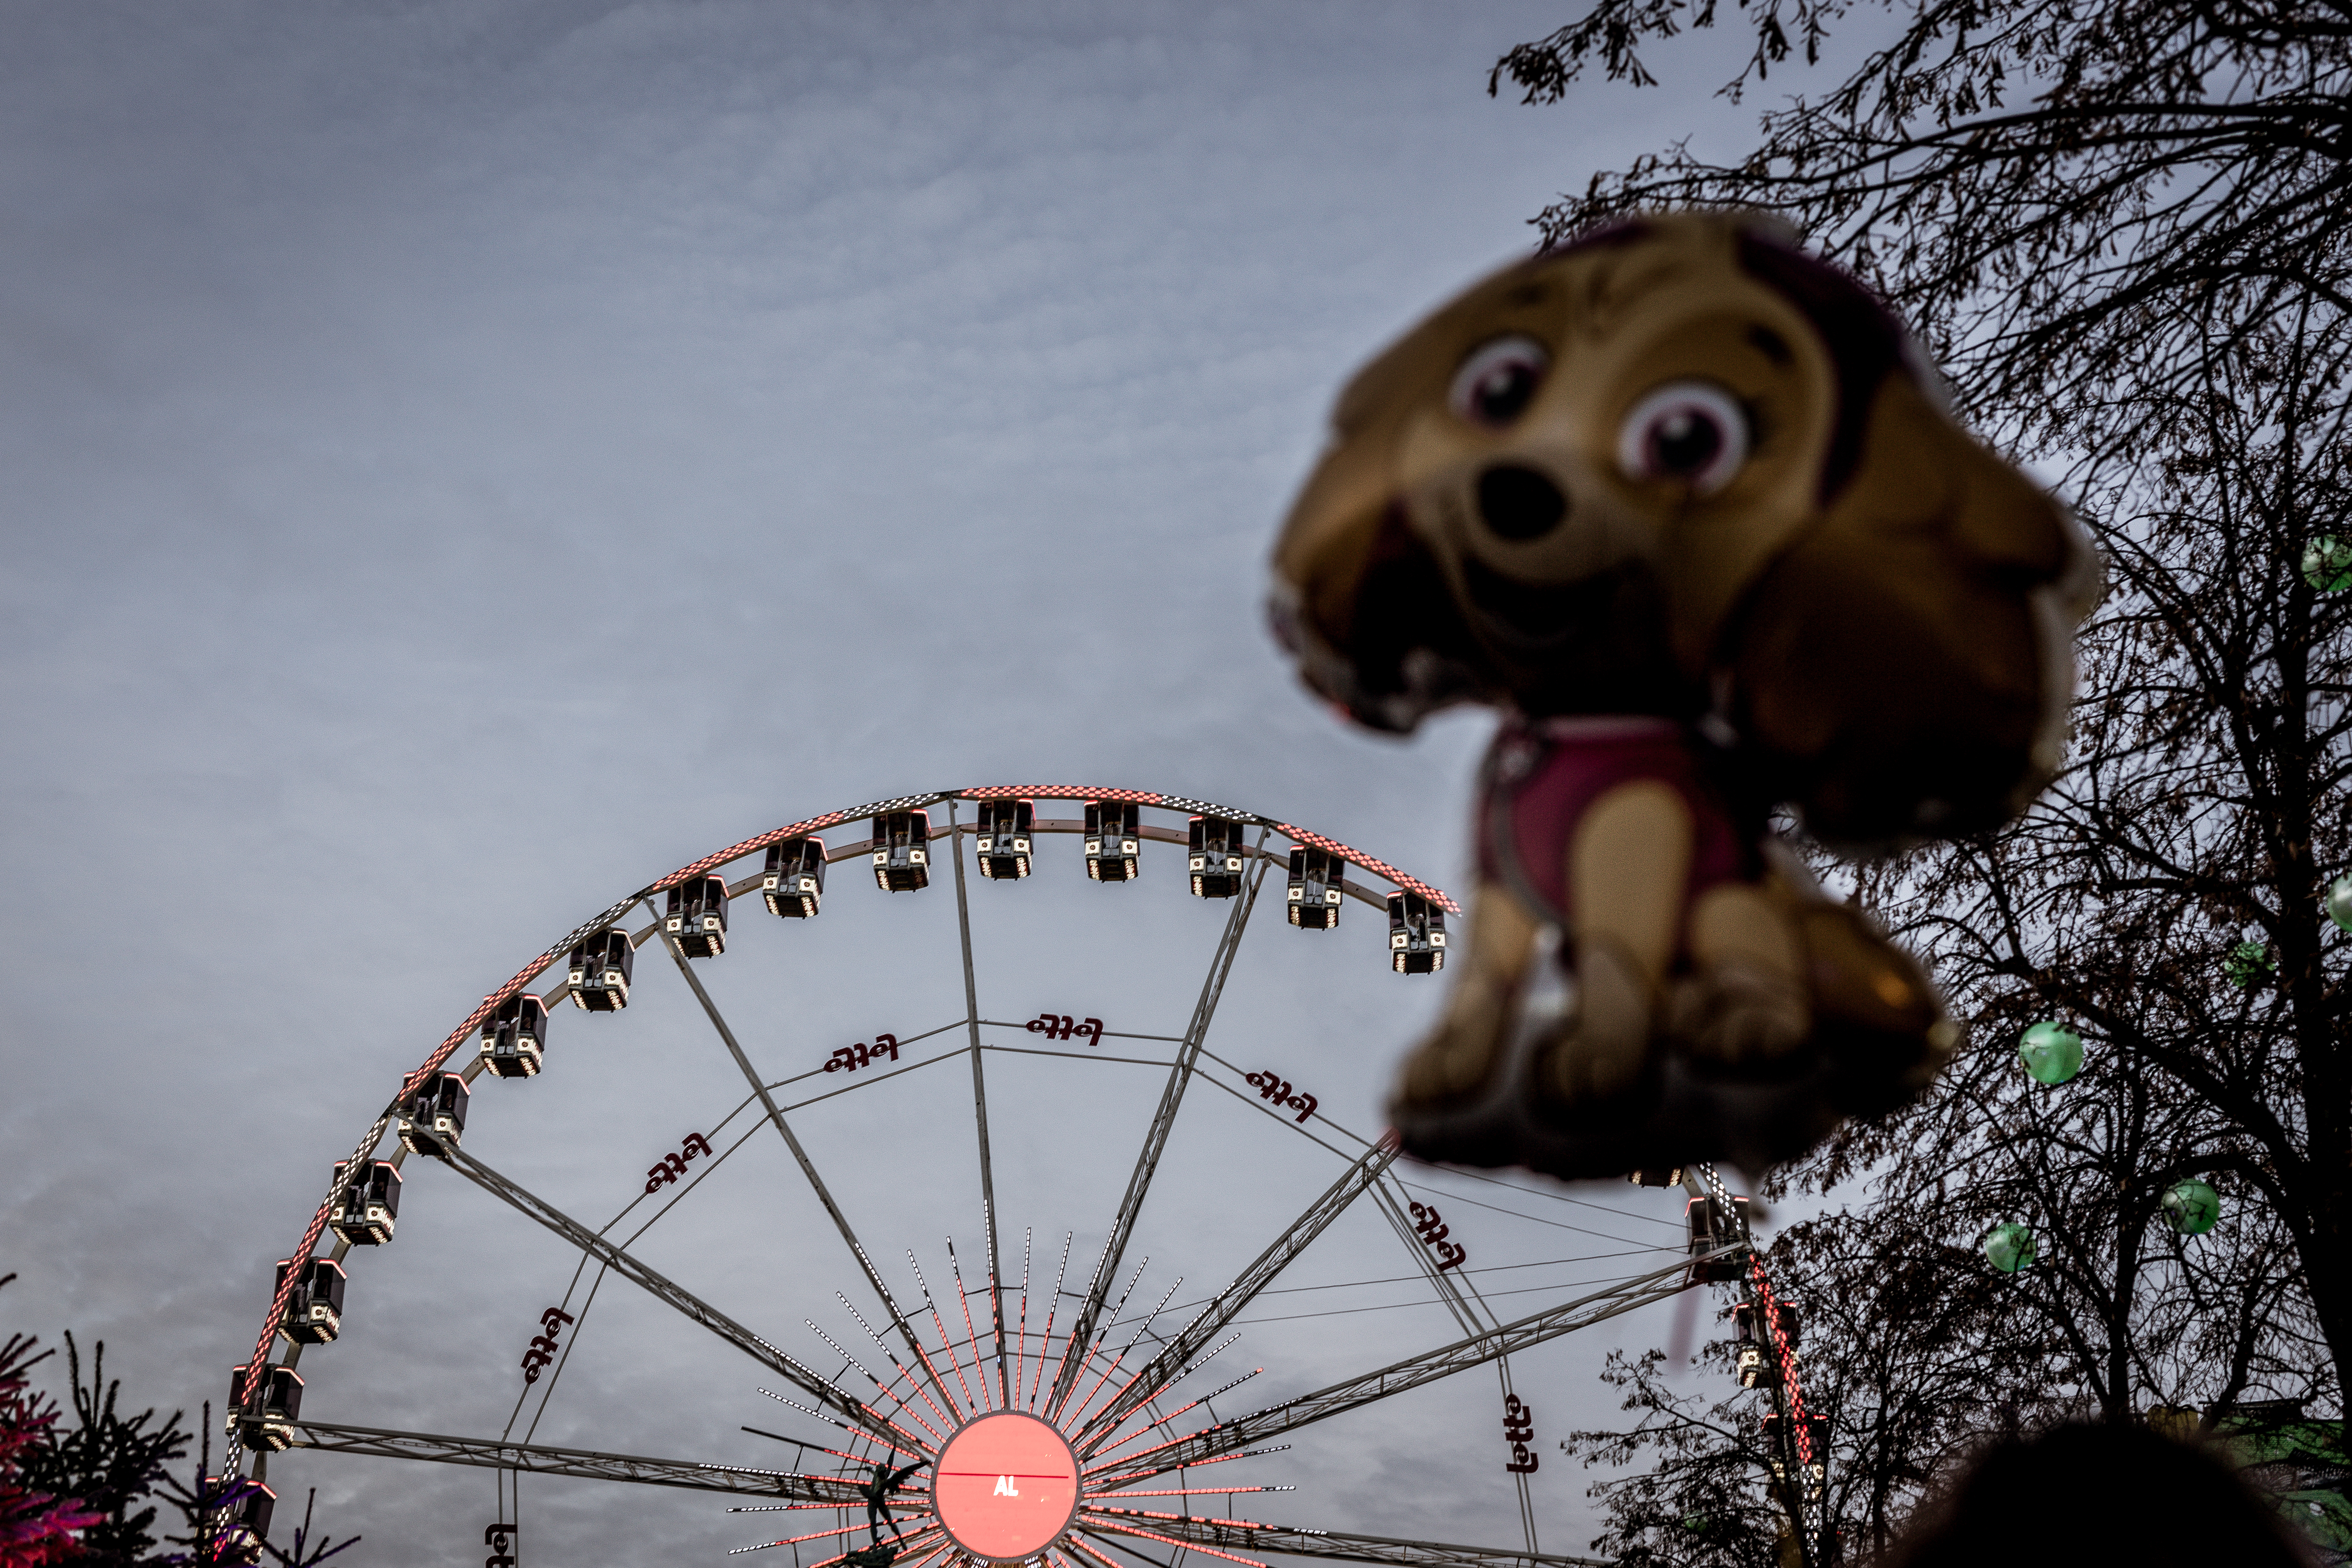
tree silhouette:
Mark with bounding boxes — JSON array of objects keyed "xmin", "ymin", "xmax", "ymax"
[
  {"xmin": 1501, "ymin": 3, "xmax": 2352, "ymax": 1555},
  {"xmin": 0, "ymin": 1277, "xmax": 98, "ymax": 1568},
  {"xmin": 12, "ymin": 1334, "xmax": 192, "ymax": 1565}
]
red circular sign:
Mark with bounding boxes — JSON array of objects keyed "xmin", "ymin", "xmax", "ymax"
[{"xmin": 932, "ymin": 1411, "xmax": 1081, "ymax": 1561}]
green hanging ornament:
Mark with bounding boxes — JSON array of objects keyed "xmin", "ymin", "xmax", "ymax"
[
  {"xmin": 2162, "ymin": 1178, "xmax": 2221, "ymax": 1236},
  {"xmin": 2303, "ymin": 536, "xmax": 2352, "ymax": 592},
  {"xmin": 2327, "ymin": 875, "xmax": 2352, "ymax": 934},
  {"xmin": 2224, "ymin": 940, "xmax": 2276, "ymax": 988},
  {"xmin": 2018, "ymin": 1021, "xmax": 2084, "ymax": 1085},
  {"xmin": 1984, "ymin": 1222, "xmax": 2037, "ymax": 1273}
]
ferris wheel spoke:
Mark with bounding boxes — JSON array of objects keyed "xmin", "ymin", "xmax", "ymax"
[
  {"xmin": 945, "ymin": 802, "xmax": 1010, "ymax": 1409},
  {"xmin": 1082, "ymin": 1513, "xmax": 1612, "ymax": 1568},
  {"xmin": 1095, "ymin": 1250, "xmax": 1721, "ymax": 1483},
  {"xmin": 1364, "ymin": 1167, "xmax": 1539, "ymax": 1554},
  {"xmin": 432, "ymin": 1141, "xmax": 893, "ymax": 1442},
  {"xmin": 664, "ymin": 935, "xmax": 953, "ymax": 1410},
  {"xmin": 1049, "ymin": 836, "xmax": 1272, "ymax": 1415},
  {"xmin": 1367, "ymin": 1180, "xmax": 1490, "ymax": 1340},
  {"xmin": 1077, "ymin": 1134, "xmax": 1400, "ymax": 1448},
  {"xmin": 282, "ymin": 1419, "xmax": 870, "ymax": 1502}
]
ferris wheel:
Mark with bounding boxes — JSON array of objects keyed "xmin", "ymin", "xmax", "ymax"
[{"xmin": 211, "ymin": 785, "xmax": 1748, "ymax": 1567}]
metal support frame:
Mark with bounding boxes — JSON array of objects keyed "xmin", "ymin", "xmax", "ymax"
[
  {"xmin": 433, "ymin": 1142, "xmax": 892, "ymax": 1442},
  {"xmin": 1049, "ymin": 836, "xmax": 1271, "ymax": 1416},
  {"xmin": 1364, "ymin": 1176, "xmax": 1537, "ymax": 1554},
  {"xmin": 666, "ymin": 936, "xmax": 961, "ymax": 1421},
  {"xmin": 1689, "ymin": 1162, "xmax": 1819, "ymax": 1568},
  {"xmin": 1083, "ymin": 1515, "xmax": 1613, "ymax": 1568},
  {"xmin": 1104, "ymin": 1247, "xmax": 1740, "ymax": 1480},
  {"xmin": 1079, "ymin": 1134, "xmax": 1400, "ymax": 1445},
  {"xmin": 284, "ymin": 1421, "xmax": 870, "ymax": 1502},
  {"xmin": 946, "ymin": 800, "xmax": 1010, "ymax": 1409}
]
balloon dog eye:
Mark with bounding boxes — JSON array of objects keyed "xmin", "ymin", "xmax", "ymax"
[
  {"xmin": 1615, "ymin": 380, "xmax": 1752, "ymax": 494},
  {"xmin": 1448, "ymin": 336, "xmax": 1550, "ymax": 429}
]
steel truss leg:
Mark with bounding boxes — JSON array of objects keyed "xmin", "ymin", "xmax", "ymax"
[
  {"xmin": 946, "ymin": 800, "xmax": 1009, "ymax": 1409},
  {"xmin": 283, "ymin": 1420, "xmax": 884, "ymax": 1503},
  {"xmin": 1082, "ymin": 1513, "xmax": 1612, "ymax": 1568},
  {"xmin": 1050, "ymin": 837, "xmax": 1271, "ymax": 1415},
  {"xmin": 1078, "ymin": 1134, "xmax": 1400, "ymax": 1446},
  {"xmin": 432, "ymin": 1141, "xmax": 903, "ymax": 1446},
  {"xmin": 1096, "ymin": 1248, "xmax": 1737, "ymax": 1481},
  {"xmin": 665, "ymin": 935, "xmax": 962, "ymax": 1420}
]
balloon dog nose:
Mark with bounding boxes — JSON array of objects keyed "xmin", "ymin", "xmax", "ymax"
[{"xmin": 1476, "ymin": 464, "xmax": 1568, "ymax": 540}]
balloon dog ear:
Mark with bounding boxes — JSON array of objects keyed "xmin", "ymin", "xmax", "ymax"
[
  {"xmin": 1267, "ymin": 270, "xmax": 1534, "ymax": 732},
  {"xmin": 1724, "ymin": 369, "xmax": 2101, "ymax": 847}
]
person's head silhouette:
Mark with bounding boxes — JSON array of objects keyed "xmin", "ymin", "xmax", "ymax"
[{"xmin": 1886, "ymin": 1421, "xmax": 2314, "ymax": 1568}]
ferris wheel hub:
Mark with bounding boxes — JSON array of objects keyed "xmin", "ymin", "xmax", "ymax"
[{"xmin": 932, "ymin": 1410, "xmax": 1081, "ymax": 1562}]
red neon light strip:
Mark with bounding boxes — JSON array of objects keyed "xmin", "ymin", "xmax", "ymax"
[
  {"xmin": 1073, "ymin": 1319, "xmax": 1235, "ymax": 1452},
  {"xmin": 926, "ymin": 1295, "xmax": 977, "ymax": 1417},
  {"xmin": 846, "ymin": 1293, "xmax": 958, "ymax": 1438},
  {"xmin": 901, "ymin": 1262, "xmax": 975, "ymax": 1427},
  {"xmin": 870, "ymin": 1362, "xmax": 950, "ymax": 1447},
  {"xmin": 1082, "ymin": 1488, "xmax": 1283, "ymax": 1500},
  {"xmin": 1076, "ymin": 1359, "xmax": 1168, "ymax": 1447},
  {"xmin": 1050, "ymin": 1259, "xmax": 1146, "ymax": 1424},
  {"xmin": 903, "ymin": 1331, "xmax": 970, "ymax": 1436},
  {"xmin": 1084, "ymin": 1505, "xmax": 1269, "ymax": 1530},
  {"xmin": 732, "ymin": 1501, "xmax": 935, "ymax": 1516},
  {"xmin": 1088, "ymin": 1444, "xmax": 1276, "ymax": 1488},
  {"xmin": 758, "ymin": 1389, "xmax": 930, "ymax": 1465},
  {"xmin": 907, "ymin": 1256, "xmax": 978, "ymax": 1420},
  {"xmin": 853, "ymin": 1396, "xmax": 941, "ymax": 1460},
  {"xmin": 1066, "ymin": 1530, "xmax": 1145, "ymax": 1568},
  {"xmin": 769, "ymin": 1523, "xmax": 945, "ymax": 1567},
  {"xmin": 1082, "ymin": 1439, "xmax": 1289, "ymax": 1495},
  {"xmin": 741, "ymin": 1516, "xmax": 934, "ymax": 1551},
  {"xmin": 1078, "ymin": 1343, "xmax": 1246, "ymax": 1455},
  {"xmin": 1035, "ymin": 1309, "xmax": 1089, "ymax": 1420},
  {"xmin": 809, "ymin": 1324, "xmax": 939, "ymax": 1456},
  {"xmin": 1029, "ymin": 1236, "xmax": 1075, "ymax": 1412},
  {"xmin": 1273, "ymin": 825, "xmax": 1460, "ymax": 913},
  {"xmin": 1066, "ymin": 1277, "xmax": 1182, "ymax": 1433},
  {"xmin": 948, "ymin": 1246, "xmax": 991, "ymax": 1412},
  {"xmin": 1747, "ymin": 1254, "xmax": 1814, "ymax": 1468},
  {"xmin": 1081, "ymin": 1365, "xmax": 1256, "ymax": 1462},
  {"xmin": 1011, "ymin": 1239, "xmax": 1032, "ymax": 1415},
  {"xmin": 1080, "ymin": 1520, "xmax": 1267, "ymax": 1568},
  {"xmin": 1083, "ymin": 1418, "xmax": 1229, "ymax": 1476}
]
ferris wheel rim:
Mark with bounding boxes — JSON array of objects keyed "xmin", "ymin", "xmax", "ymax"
[{"xmin": 236, "ymin": 785, "xmax": 1466, "ymax": 1400}]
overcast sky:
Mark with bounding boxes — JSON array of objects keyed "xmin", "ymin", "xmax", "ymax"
[{"xmin": 0, "ymin": 5, "xmax": 1788, "ymax": 1562}]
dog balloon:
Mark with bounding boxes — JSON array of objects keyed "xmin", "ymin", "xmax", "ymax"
[{"xmin": 1269, "ymin": 214, "xmax": 2096, "ymax": 1180}]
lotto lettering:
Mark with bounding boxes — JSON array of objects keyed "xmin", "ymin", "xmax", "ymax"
[
  {"xmin": 1244, "ymin": 1067, "xmax": 1319, "ymax": 1124},
  {"xmin": 1409, "ymin": 1200, "xmax": 1468, "ymax": 1272},
  {"xmin": 1025, "ymin": 1014, "xmax": 1103, "ymax": 1044},
  {"xmin": 1503, "ymin": 1393, "xmax": 1538, "ymax": 1474},
  {"xmin": 644, "ymin": 1132, "xmax": 715, "ymax": 1194},
  {"xmin": 823, "ymin": 1034, "xmax": 903, "ymax": 1073},
  {"xmin": 519, "ymin": 1307, "xmax": 573, "ymax": 1384}
]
